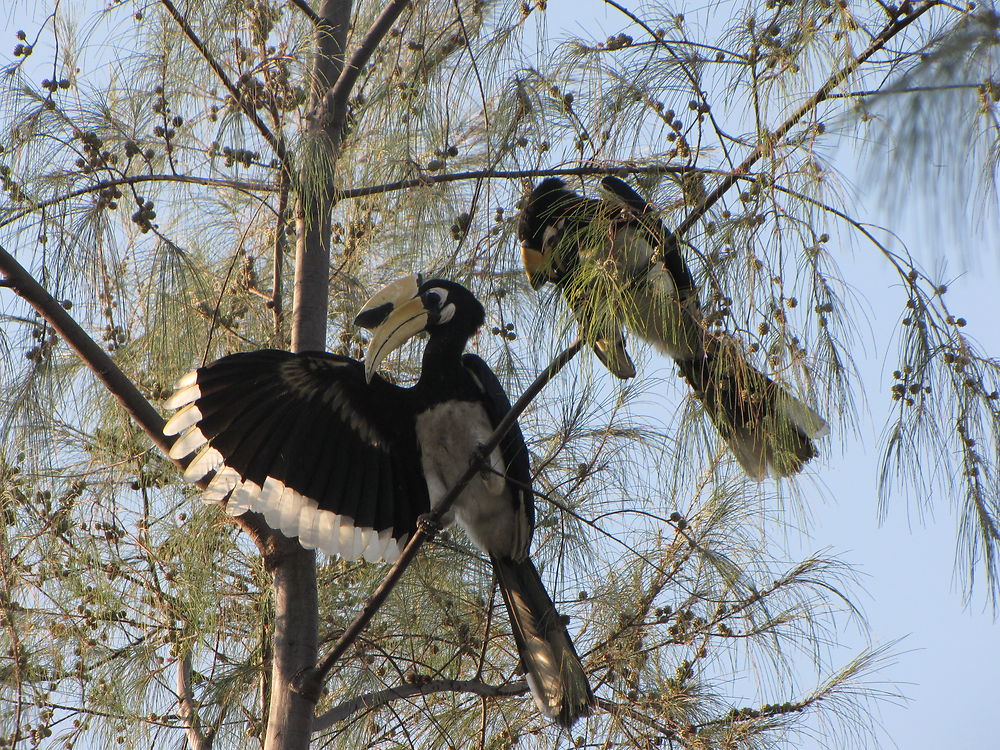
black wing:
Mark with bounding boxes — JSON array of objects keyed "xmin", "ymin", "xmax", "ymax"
[
  {"xmin": 461, "ymin": 354, "xmax": 535, "ymax": 553},
  {"xmin": 600, "ymin": 175, "xmax": 697, "ymax": 298},
  {"xmin": 163, "ymin": 349, "xmax": 428, "ymax": 561},
  {"xmin": 600, "ymin": 175, "xmax": 654, "ymax": 214}
]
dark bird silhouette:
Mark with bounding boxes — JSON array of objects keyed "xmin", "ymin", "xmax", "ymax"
[
  {"xmin": 518, "ymin": 176, "xmax": 828, "ymax": 478},
  {"xmin": 163, "ymin": 274, "xmax": 593, "ymax": 725}
]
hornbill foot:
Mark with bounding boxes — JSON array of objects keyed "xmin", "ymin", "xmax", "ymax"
[
  {"xmin": 417, "ymin": 513, "xmax": 442, "ymax": 537},
  {"xmin": 471, "ymin": 442, "xmax": 492, "ymax": 478}
]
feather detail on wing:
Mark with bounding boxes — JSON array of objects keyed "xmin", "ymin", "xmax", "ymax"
[{"xmin": 163, "ymin": 349, "xmax": 428, "ymax": 561}]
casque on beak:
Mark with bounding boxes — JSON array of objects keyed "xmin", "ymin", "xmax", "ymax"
[
  {"xmin": 519, "ymin": 242, "xmax": 548, "ymax": 290},
  {"xmin": 354, "ymin": 274, "xmax": 428, "ymax": 383}
]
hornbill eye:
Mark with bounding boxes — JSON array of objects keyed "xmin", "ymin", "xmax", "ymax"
[
  {"xmin": 422, "ymin": 287, "xmax": 448, "ymax": 309},
  {"xmin": 422, "ymin": 287, "xmax": 456, "ymax": 324}
]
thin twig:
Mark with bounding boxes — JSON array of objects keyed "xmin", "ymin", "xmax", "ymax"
[
  {"xmin": 601, "ymin": 0, "xmax": 738, "ymax": 173},
  {"xmin": 159, "ymin": 0, "xmax": 286, "ymax": 165},
  {"xmin": 673, "ymin": 1, "xmax": 940, "ymax": 238},
  {"xmin": 290, "ymin": 339, "xmax": 583, "ymax": 703},
  {"xmin": 828, "ymin": 82, "xmax": 982, "ymax": 98},
  {"xmin": 312, "ymin": 678, "xmax": 528, "ymax": 730},
  {"xmin": 0, "ymin": 243, "xmax": 277, "ymax": 555}
]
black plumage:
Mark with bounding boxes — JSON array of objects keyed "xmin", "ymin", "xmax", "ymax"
[
  {"xmin": 518, "ymin": 176, "xmax": 829, "ymax": 479},
  {"xmin": 164, "ymin": 276, "xmax": 593, "ymax": 726}
]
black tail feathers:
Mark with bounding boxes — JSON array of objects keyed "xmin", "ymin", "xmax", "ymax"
[
  {"xmin": 491, "ymin": 555, "xmax": 594, "ymax": 727},
  {"xmin": 677, "ymin": 346, "xmax": 829, "ymax": 479}
]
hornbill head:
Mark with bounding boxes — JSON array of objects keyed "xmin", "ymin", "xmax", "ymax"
[
  {"xmin": 354, "ymin": 274, "xmax": 485, "ymax": 382},
  {"xmin": 517, "ymin": 177, "xmax": 581, "ymax": 289}
]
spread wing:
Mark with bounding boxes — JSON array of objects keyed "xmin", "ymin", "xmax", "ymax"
[
  {"xmin": 461, "ymin": 354, "xmax": 534, "ymax": 556},
  {"xmin": 163, "ymin": 349, "xmax": 428, "ymax": 562}
]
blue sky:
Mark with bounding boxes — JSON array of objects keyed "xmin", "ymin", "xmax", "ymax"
[
  {"xmin": 538, "ymin": 2, "xmax": 1000, "ymax": 748},
  {"xmin": 3, "ymin": 0, "xmax": 997, "ymax": 747},
  {"xmin": 787, "ymin": 245, "xmax": 1000, "ymax": 749}
]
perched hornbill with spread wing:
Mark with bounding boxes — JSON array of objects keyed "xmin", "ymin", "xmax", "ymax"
[
  {"xmin": 518, "ymin": 176, "xmax": 829, "ymax": 479},
  {"xmin": 162, "ymin": 274, "xmax": 593, "ymax": 726}
]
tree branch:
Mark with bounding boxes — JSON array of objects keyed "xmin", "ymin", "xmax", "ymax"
[
  {"xmin": 290, "ymin": 339, "xmax": 583, "ymax": 703},
  {"xmin": 271, "ymin": 170, "xmax": 290, "ymax": 346},
  {"xmin": 318, "ymin": 0, "xmax": 412, "ymax": 139},
  {"xmin": 336, "ymin": 163, "xmax": 698, "ymax": 200},
  {"xmin": 0, "ymin": 173, "xmax": 274, "ymax": 232},
  {"xmin": 0, "ymin": 165, "xmax": 700, "ymax": 234},
  {"xmin": 290, "ymin": 0, "xmax": 354, "ymax": 354},
  {"xmin": 313, "ymin": 1, "xmax": 353, "ymax": 104},
  {"xmin": 672, "ymin": 0, "xmax": 940, "ymax": 238},
  {"xmin": 262, "ymin": 2, "xmax": 355, "ymax": 746},
  {"xmin": 289, "ymin": 0, "xmax": 323, "ymax": 26},
  {"xmin": 159, "ymin": 0, "xmax": 287, "ymax": 166},
  {"xmin": 312, "ymin": 678, "xmax": 528, "ymax": 730},
  {"xmin": 0, "ymin": 243, "xmax": 277, "ymax": 555},
  {"xmin": 177, "ymin": 654, "xmax": 213, "ymax": 750}
]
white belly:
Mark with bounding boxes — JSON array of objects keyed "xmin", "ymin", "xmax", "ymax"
[{"xmin": 415, "ymin": 401, "xmax": 521, "ymax": 556}]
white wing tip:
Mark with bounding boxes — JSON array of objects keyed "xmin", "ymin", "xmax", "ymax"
[
  {"xmin": 163, "ymin": 383, "xmax": 201, "ymax": 410},
  {"xmin": 174, "ymin": 370, "xmax": 199, "ymax": 389},
  {"xmin": 167, "ymin": 425, "xmax": 208, "ymax": 460},
  {"xmin": 183, "ymin": 445, "xmax": 223, "ymax": 481},
  {"xmin": 217, "ymin": 474, "xmax": 401, "ymax": 563},
  {"xmin": 204, "ymin": 467, "xmax": 241, "ymax": 503},
  {"xmin": 163, "ymin": 403, "xmax": 202, "ymax": 437}
]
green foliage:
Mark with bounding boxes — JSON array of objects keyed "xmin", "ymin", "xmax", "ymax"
[{"xmin": 1, "ymin": 0, "xmax": 996, "ymax": 747}]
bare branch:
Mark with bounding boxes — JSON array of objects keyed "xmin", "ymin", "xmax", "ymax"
[
  {"xmin": 310, "ymin": 1, "xmax": 353, "ymax": 108},
  {"xmin": 312, "ymin": 679, "xmax": 528, "ymax": 730},
  {"xmin": 291, "ymin": 339, "xmax": 583, "ymax": 702},
  {"xmin": 290, "ymin": 0, "xmax": 354, "ymax": 354},
  {"xmin": 0, "ymin": 163, "xmax": 699, "ymax": 234},
  {"xmin": 159, "ymin": 0, "xmax": 287, "ymax": 166},
  {"xmin": 289, "ymin": 0, "xmax": 323, "ymax": 26},
  {"xmin": 263, "ymin": 4, "xmax": 357, "ymax": 746},
  {"xmin": 0, "ymin": 173, "xmax": 275, "ymax": 231},
  {"xmin": 318, "ymin": 0, "xmax": 412, "ymax": 139},
  {"xmin": 177, "ymin": 654, "xmax": 213, "ymax": 750},
  {"xmin": 0, "ymin": 244, "xmax": 170, "ymax": 453},
  {"xmin": 337, "ymin": 163, "xmax": 698, "ymax": 200},
  {"xmin": 0, "ymin": 242, "xmax": 277, "ymax": 555},
  {"xmin": 272, "ymin": 170, "xmax": 290, "ymax": 345},
  {"xmin": 673, "ymin": 0, "xmax": 941, "ymax": 237}
]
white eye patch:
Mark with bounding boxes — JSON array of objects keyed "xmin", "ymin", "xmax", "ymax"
[
  {"xmin": 427, "ymin": 286, "xmax": 449, "ymax": 305},
  {"xmin": 439, "ymin": 302, "xmax": 456, "ymax": 324},
  {"xmin": 542, "ymin": 223, "xmax": 562, "ymax": 251}
]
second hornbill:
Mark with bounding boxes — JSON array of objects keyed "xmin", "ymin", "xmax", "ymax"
[
  {"xmin": 162, "ymin": 275, "xmax": 593, "ymax": 726},
  {"xmin": 518, "ymin": 176, "xmax": 829, "ymax": 479}
]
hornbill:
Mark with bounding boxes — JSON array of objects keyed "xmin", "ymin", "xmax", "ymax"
[
  {"xmin": 162, "ymin": 275, "xmax": 594, "ymax": 726},
  {"xmin": 518, "ymin": 176, "xmax": 829, "ymax": 479}
]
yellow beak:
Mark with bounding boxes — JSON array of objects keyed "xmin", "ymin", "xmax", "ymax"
[
  {"xmin": 520, "ymin": 243, "xmax": 549, "ymax": 290},
  {"xmin": 354, "ymin": 275, "xmax": 428, "ymax": 383}
]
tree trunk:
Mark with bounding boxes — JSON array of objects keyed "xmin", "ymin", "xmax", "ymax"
[{"xmin": 263, "ymin": 2, "xmax": 352, "ymax": 748}]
